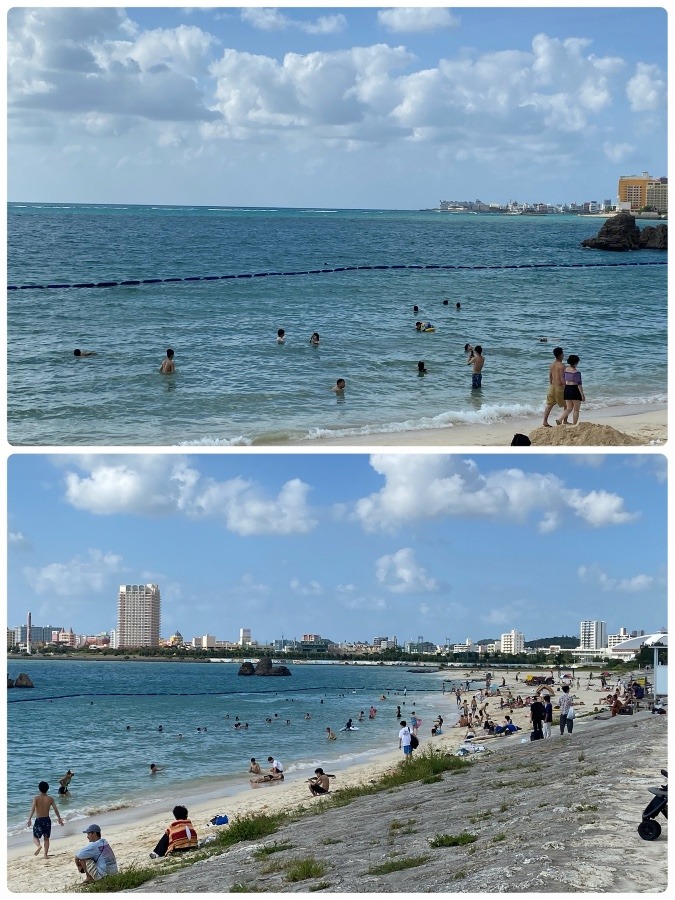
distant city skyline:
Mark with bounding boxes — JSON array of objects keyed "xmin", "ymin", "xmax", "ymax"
[
  {"xmin": 8, "ymin": 454, "xmax": 667, "ymax": 644},
  {"xmin": 7, "ymin": 6, "xmax": 667, "ymax": 209}
]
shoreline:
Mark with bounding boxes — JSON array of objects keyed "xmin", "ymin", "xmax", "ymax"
[
  {"xmin": 287, "ymin": 402, "xmax": 666, "ymax": 447},
  {"xmin": 7, "ymin": 668, "xmax": 629, "ymax": 892}
]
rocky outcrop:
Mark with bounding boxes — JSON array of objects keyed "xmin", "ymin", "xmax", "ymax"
[
  {"xmin": 8, "ymin": 673, "xmax": 34, "ymax": 688},
  {"xmin": 238, "ymin": 657, "xmax": 291, "ymax": 676},
  {"xmin": 582, "ymin": 212, "xmax": 667, "ymax": 251}
]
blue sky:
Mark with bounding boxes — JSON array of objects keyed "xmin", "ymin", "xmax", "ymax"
[
  {"xmin": 7, "ymin": 453, "xmax": 667, "ymax": 645},
  {"xmin": 7, "ymin": 5, "xmax": 667, "ymax": 208}
]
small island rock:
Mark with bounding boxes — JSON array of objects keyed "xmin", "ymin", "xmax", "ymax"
[
  {"xmin": 238, "ymin": 657, "xmax": 291, "ymax": 676},
  {"xmin": 12, "ymin": 673, "xmax": 35, "ymax": 688},
  {"xmin": 582, "ymin": 212, "xmax": 667, "ymax": 252}
]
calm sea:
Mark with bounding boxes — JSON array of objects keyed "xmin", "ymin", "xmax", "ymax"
[
  {"xmin": 7, "ymin": 660, "xmax": 456, "ymax": 840},
  {"xmin": 7, "ymin": 204, "xmax": 666, "ymax": 446}
]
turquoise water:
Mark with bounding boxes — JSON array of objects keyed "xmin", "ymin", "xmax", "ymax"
[
  {"xmin": 7, "ymin": 660, "xmax": 454, "ymax": 837},
  {"xmin": 7, "ymin": 204, "xmax": 666, "ymax": 445}
]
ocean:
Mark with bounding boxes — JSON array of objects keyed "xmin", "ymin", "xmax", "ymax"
[
  {"xmin": 7, "ymin": 204, "xmax": 666, "ymax": 446},
  {"xmin": 7, "ymin": 659, "xmax": 459, "ymax": 842}
]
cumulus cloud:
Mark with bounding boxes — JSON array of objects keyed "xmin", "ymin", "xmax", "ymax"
[
  {"xmin": 8, "ymin": 7, "xmax": 220, "ymax": 127},
  {"xmin": 241, "ymin": 8, "xmax": 347, "ymax": 35},
  {"xmin": 626, "ymin": 63, "xmax": 666, "ymax": 111},
  {"xmin": 62, "ymin": 456, "xmax": 317, "ymax": 535},
  {"xmin": 378, "ymin": 8, "xmax": 460, "ymax": 33},
  {"xmin": 24, "ymin": 549, "xmax": 123, "ymax": 595},
  {"xmin": 578, "ymin": 564, "xmax": 657, "ymax": 593},
  {"xmin": 290, "ymin": 578, "xmax": 324, "ymax": 596},
  {"xmin": 9, "ymin": 531, "xmax": 30, "ymax": 548},
  {"xmin": 375, "ymin": 547, "xmax": 438, "ymax": 594},
  {"xmin": 353, "ymin": 455, "xmax": 637, "ymax": 533}
]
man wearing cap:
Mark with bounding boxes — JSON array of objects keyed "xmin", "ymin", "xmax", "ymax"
[{"xmin": 74, "ymin": 824, "xmax": 118, "ymax": 882}]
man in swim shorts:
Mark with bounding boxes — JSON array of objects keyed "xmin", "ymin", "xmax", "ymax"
[
  {"xmin": 468, "ymin": 345, "xmax": 485, "ymax": 389},
  {"xmin": 27, "ymin": 781, "xmax": 64, "ymax": 858},
  {"xmin": 308, "ymin": 768, "xmax": 333, "ymax": 795},
  {"xmin": 543, "ymin": 346, "xmax": 565, "ymax": 426}
]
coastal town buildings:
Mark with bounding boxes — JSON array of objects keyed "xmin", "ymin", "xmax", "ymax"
[
  {"xmin": 618, "ymin": 171, "xmax": 668, "ymax": 212},
  {"xmin": 116, "ymin": 583, "xmax": 161, "ymax": 649}
]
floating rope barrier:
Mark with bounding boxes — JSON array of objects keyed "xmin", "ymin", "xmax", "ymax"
[{"xmin": 6, "ymin": 259, "xmax": 666, "ymax": 292}]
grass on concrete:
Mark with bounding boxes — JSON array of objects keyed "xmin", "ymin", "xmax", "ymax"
[
  {"xmin": 367, "ymin": 855, "xmax": 431, "ymax": 875},
  {"xmin": 428, "ymin": 832, "xmax": 478, "ymax": 848}
]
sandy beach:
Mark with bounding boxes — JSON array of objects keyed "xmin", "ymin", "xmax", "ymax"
[
  {"xmin": 293, "ymin": 403, "xmax": 666, "ymax": 448},
  {"xmin": 8, "ymin": 668, "xmax": 659, "ymax": 893}
]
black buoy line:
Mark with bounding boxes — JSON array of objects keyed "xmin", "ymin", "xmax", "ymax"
[{"xmin": 6, "ymin": 259, "xmax": 666, "ymax": 292}]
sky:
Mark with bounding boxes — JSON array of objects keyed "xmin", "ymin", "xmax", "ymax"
[
  {"xmin": 6, "ymin": 5, "xmax": 667, "ymax": 209},
  {"xmin": 7, "ymin": 453, "xmax": 667, "ymax": 646}
]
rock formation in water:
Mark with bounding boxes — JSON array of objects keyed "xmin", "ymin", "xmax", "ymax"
[
  {"xmin": 8, "ymin": 673, "xmax": 35, "ymax": 688},
  {"xmin": 238, "ymin": 657, "xmax": 291, "ymax": 676},
  {"xmin": 581, "ymin": 212, "xmax": 667, "ymax": 251}
]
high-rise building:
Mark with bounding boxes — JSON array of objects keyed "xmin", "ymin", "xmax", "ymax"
[
  {"xmin": 618, "ymin": 172, "xmax": 668, "ymax": 212},
  {"xmin": 239, "ymin": 628, "xmax": 252, "ymax": 646},
  {"xmin": 499, "ymin": 630, "xmax": 525, "ymax": 655},
  {"xmin": 117, "ymin": 583, "xmax": 160, "ymax": 648},
  {"xmin": 579, "ymin": 620, "xmax": 607, "ymax": 651}
]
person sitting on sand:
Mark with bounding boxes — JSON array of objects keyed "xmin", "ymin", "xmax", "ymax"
[
  {"xmin": 308, "ymin": 768, "xmax": 334, "ymax": 796},
  {"xmin": 73, "ymin": 349, "xmax": 96, "ymax": 357},
  {"xmin": 27, "ymin": 781, "xmax": 64, "ymax": 859},
  {"xmin": 149, "ymin": 806, "xmax": 198, "ymax": 858},
  {"xmin": 251, "ymin": 757, "xmax": 284, "ymax": 783},
  {"xmin": 75, "ymin": 825, "xmax": 118, "ymax": 882},
  {"xmin": 249, "ymin": 758, "xmax": 262, "ymax": 775}
]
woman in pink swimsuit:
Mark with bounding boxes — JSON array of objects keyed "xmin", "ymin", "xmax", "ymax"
[{"xmin": 557, "ymin": 354, "xmax": 585, "ymax": 425}]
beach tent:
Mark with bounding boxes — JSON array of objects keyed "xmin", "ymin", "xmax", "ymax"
[{"xmin": 612, "ymin": 633, "xmax": 668, "ymax": 698}]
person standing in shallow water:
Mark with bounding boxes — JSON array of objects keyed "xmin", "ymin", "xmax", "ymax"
[
  {"xmin": 159, "ymin": 348, "xmax": 175, "ymax": 373},
  {"xmin": 468, "ymin": 345, "xmax": 485, "ymax": 389}
]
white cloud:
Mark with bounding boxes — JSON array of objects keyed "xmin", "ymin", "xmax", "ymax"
[
  {"xmin": 375, "ymin": 547, "xmax": 438, "ymax": 594},
  {"xmin": 578, "ymin": 564, "xmax": 657, "ymax": 593},
  {"xmin": 241, "ymin": 9, "xmax": 346, "ymax": 36},
  {"xmin": 290, "ymin": 578, "xmax": 324, "ymax": 596},
  {"xmin": 24, "ymin": 549, "xmax": 123, "ymax": 595},
  {"xmin": 62, "ymin": 456, "xmax": 317, "ymax": 536},
  {"xmin": 378, "ymin": 8, "xmax": 460, "ymax": 34},
  {"xmin": 626, "ymin": 63, "xmax": 666, "ymax": 112},
  {"xmin": 9, "ymin": 531, "xmax": 29, "ymax": 548},
  {"xmin": 353, "ymin": 455, "xmax": 637, "ymax": 532}
]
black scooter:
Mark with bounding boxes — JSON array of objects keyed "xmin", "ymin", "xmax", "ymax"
[{"xmin": 637, "ymin": 769, "xmax": 667, "ymax": 840}]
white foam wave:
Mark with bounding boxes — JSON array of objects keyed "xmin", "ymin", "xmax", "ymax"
[
  {"xmin": 178, "ymin": 436, "xmax": 252, "ymax": 446},
  {"xmin": 304, "ymin": 402, "xmax": 540, "ymax": 441}
]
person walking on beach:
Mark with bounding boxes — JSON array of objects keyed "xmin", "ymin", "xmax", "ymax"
[
  {"xmin": 542, "ymin": 695, "xmax": 553, "ymax": 739},
  {"xmin": 27, "ymin": 781, "xmax": 64, "ymax": 858},
  {"xmin": 74, "ymin": 825, "xmax": 118, "ymax": 882},
  {"xmin": 468, "ymin": 345, "xmax": 484, "ymax": 389},
  {"xmin": 558, "ymin": 684, "xmax": 574, "ymax": 734},
  {"xmin": 159, "ymin": 348, "xmax": 175, "ymax": 374},
  {"xmin": 543, "ymin": 346, "xmax": 565, "ymax": 426},
  {"xmin": 557, "ymin": 355, "xmax": 585, "ymax": 425},
  {"xmin": 398, "ymin": 720, "xmax": 413, "ymax": 759}
]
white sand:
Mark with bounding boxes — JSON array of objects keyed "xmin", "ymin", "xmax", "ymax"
[
  {"xmin": 290, "ymin": 403, "xmax": 666, "ymax": 447},
  {"xmin": 7, "ymin": 668, "xmax": 618, "ymax": 893}
]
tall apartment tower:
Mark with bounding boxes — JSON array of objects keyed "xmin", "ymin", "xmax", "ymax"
[
  {"xmin": 117, "ymin": 583, "xmax": 161, "ymax": 648},
  {"xmin": 499, "ymin": 629, "xmax": 525, "ymax": 655},
  {"xmin": 579, "ymin": 620, "xmax": 607, "ymax": 651}
]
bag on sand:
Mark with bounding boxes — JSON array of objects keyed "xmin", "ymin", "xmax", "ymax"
[
  {"xmin": 530, "ymin": 731, "xmax": 543, "ymax": 741},
  {"xmin": 409, "ymin": 732, "xmax": 419, "ymax": 750}
]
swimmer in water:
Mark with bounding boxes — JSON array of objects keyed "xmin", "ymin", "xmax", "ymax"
[
  {"xmin": 73, "ymin": 349, "xmax": 96, "ymax": 357},
  {"xmin": 330, "ymin": 378, "xmax": 346, "ymax": 394},
  {"xmin": 277, "ymin": 328, "xmax": 285, "ymax": 343},
  {"xmin": 310, "ymin": 332, "xmax": 320, "ymax": 345},
  {"xmin": 417, "ymin": 361, "xmax": 428, "ymax": 375},
  {"xmin": 159, "ymin": 349, "xmax": 175, "ymax": 374}
]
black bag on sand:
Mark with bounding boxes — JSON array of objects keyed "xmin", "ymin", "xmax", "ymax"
[{"xmin": 530, "ymin": 731, "xmax": 543, "ymax": 741}]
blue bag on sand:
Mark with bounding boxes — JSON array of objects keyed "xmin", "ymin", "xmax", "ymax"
[{"xmin": 208, "ymin": 815, "xmax": 229, "ymax": 826}]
